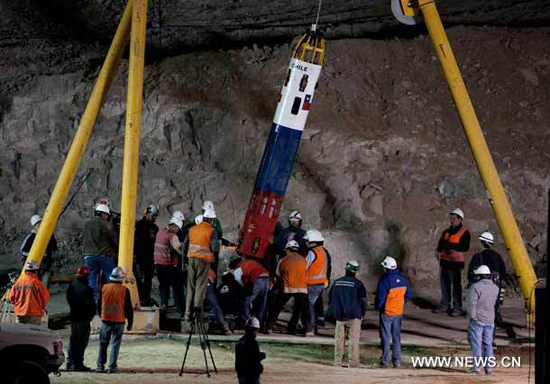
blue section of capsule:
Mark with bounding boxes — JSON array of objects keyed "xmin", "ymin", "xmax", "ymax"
[{"xmin": 253, "ymin": 123, "xmax": 303, "ymax": 195}]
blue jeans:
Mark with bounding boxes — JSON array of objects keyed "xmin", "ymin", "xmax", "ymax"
[
  {"xmin": 97, "ymin": 322, "xmax": 125, "ymax": 369},
  {"xmin": 206, "ymin": 282, "xmax": 229, "ymax": 330},
  {"xmin": 468, "ymin": 319, "xmax": 494, "ymax": 372},
  {"xmin": 379, "ymin": 313, "xmax": 402, "ymax": 367},
  {"xmin": 84, "ymin": 255, "xmax": 116, "ymax": 301},
  {"xmin": 243, "ymin": 277, "xmax": 269, "ymax": 322},
  {"xmin": 307, "ymin": 284, "xmax": 324, "ymax": 331}
]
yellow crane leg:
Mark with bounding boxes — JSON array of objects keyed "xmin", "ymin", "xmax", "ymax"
[
  {"xmin": 418, "ymin": 0, "xmax": 538, "ymax": 312},
  {"xmin": 118, "ymin": 0, "xmax": 149, "ymax": 308},
  {"xmin": 23, "ymin": 1, "xmax": 133, "ymax": 270}
]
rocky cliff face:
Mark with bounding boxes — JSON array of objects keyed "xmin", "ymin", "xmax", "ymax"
[{"xmin": 1, "ymin": 8, "xmax": 549, "ymax": 302}]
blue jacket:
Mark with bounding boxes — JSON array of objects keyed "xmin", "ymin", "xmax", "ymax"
[
  {"xmin": 375, "ymin": 269, "xmax": 410, "ymax": 316},
  {"xmin": 328, "ymin": 274, "xmax": 367, "ymax": 320}
]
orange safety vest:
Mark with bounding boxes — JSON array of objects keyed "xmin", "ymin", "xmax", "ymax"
[
  {"xmin": 188, "ymin": 222, "xmax": 214, "ymax": 261},
  {"xmin": 439, "ymin": 226, "xmax": 468, "ymax": 263},
  {"xmin": 384, "ymin": 286, "xmax": 408, "ymax": 316},
  {"xmin": 101, "ymin": 283, "xmax": 126, "ymax": 323},
  {"xmin": 307, "ymin": 246, "xmax": 328, "ymax": 285},
  {"xmin": 278, "ymin": 252, "xmax": 308, "ymax": 294},
  {"xmin": 9, "ymin": 272, "xmax": 50, "ymax": 317}
]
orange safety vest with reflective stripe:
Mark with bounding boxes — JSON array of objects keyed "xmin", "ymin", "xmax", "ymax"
[
  {"xmin": 101, "ymin": 283, "xmax": 126, "ymax": 323},
  {"xmin": 154, "ymin": 227, "xmax": 178, "ymax": 266},
  {"xmin": 9, "ymin": 272, "xmax": 50, "ymax": 317},
  {"xmin": 188, "ymin": 222, "xmax": 214, "ymax": 261},
  {"xmin": 278, "ymin": 253, "xmax": 308, "ymax": 294},
  {"xmin": 307, "ymin": 246, "xmax": 328, "ymax": 285},
  {"xmin": 439, "ymin": 226, "xmax": 468, "ymax": 263}
]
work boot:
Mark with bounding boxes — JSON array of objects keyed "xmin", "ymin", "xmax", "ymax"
[
  {"xmin": 65, "ymin": 363, "xmax": 74, "ymax": 371},
  {"xmin": 449, "ymin": 309, "xmax": 462, "ymax": 317},
  {"xmin": 74, "ymin": 365, "xmax": 91, "ymax": 372},
  {"xmin": 432, "ymin": 306, "xmax": 447, "ymax": 314},
  {"xmin": 108, "ymin": 366, "xmax": 117, "ymax": 374},
  {"xmin": 304, "ymin": 331, "xmax": 314, "ymax": 337},
  {"xmin": 95, "ymin": 365, "xmax": 105, "ymax": 373}
]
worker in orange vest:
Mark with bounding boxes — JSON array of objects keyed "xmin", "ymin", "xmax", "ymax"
[
  {"xmin": 267, "ymin": 240, "xmax": 311, "ymax": 335},
  {"xmin": 95, "ymin": 267, "xmax": 133, "ymax": 374},
  {"xmin": 182, "ymin": 209, "xmax": 219, "ymax": 322},
  {"xmin": 9, "ymin": 260, "xmax": 50, "ymax": 325},
  {"xmin": 304, "ymin": 229, "xmax": 331, "ymax": 336},
  {"xmin": 434, "ymin": 208, "xmax": 471, "ymax": 317}
]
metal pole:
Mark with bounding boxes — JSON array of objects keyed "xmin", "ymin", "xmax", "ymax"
[
  {"xmin": 418, "ymin": 0, "xmax": 538, "ymax": 312},
  {"xmin": 24, "ymin": 1, "xmax": 133, "ymax": 269},
  {"xmin": 118, "ymin": 0, "xmax": 148, "ymax": 308}
]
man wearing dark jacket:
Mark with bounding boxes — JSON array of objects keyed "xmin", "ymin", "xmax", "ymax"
[
  {"xmin": 66, "ymin": 266, "xmax": 96, "ymax": 371},
  {"xmin": 134, "ymin": 205, "xmax": 159, "ymax": 306},
  {"xmin": 328, "ymin": 261, "xmax": 367, "ymax": 368},
  {"xmin": 435, "ymin": 208, "xmax": 471, "ymax": 316},
  {"xmin": 235, "ymin": 317, "xmax": 266, "ymax": 384}
]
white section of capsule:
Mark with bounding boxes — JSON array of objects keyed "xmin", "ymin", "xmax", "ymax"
[{"xmin": 273, "ymin": 58, "xmax": 322, "ymax": 132}]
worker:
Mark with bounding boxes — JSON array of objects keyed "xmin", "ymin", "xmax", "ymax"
[
  {"xmin": 134, "ymin": 204, "xmax": 159, "ymax": 306},
  {"xmin": 235, "ymin": 317, "xmax": 266, "ymax": 384},
  {"xmin": 434, "ymin": 208, "xmax": 471, "ymax": 317},
  {"xmin": 153, "ymin": 217, "xmax": 185, "ymax": 316},
  {"xmin": 232, "ymin": 255, "xmax": 270, "ymax": 326},
  {"xmin": 202, "ymin": 201, "xmax": 223, "ymax": 239},
  {"xmin": 20, "ymin": 214, "xmax": 58, "ymax": 288},
  {"xmin": 96, "ymin": 267, "xmax": 133, "ymax": 374},
  {"xmin": 173, "ymin": 210, "xmax": 190, "ymax": 305},
  {"xmin": 9, "ymin": 260, "xmax": 50, "ymax": 325},
  {"xmin": 217, "ymin": 271, "xmax": 242, "ymax": 323},
  {"xmin": 182, "ymin": 209, "xmax": 219, "ymax": 321},
  {"xmin": 66, "ymin": 266, "xmax": 96, "ymax": 371},
  {"xmin": 82, "ymin": 203, "xmax": 119, "ymax": 301},
  {"xmin": 274, "ymin": 211, "xmax": 307, "ymax": 256},
  {"xmin": 304, "ymin": 229, "xmax": 331, "ymax": 333},
  {"xmin": 205, "ymin": 268, "xmax": 232, "ymax": 335},
  {"xmin": 267, "ymin": 240, "xmax": 310, "ymax": 336},
  {"xmin": 375, "ymin": 256, "xmax": 410, "ymax": 368},
  {"xmin": 465, "ymin": 265, "xmax": 499, "ymax": 375}
]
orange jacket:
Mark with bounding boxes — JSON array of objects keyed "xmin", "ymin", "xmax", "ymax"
[
  {"xmin": 278, "ymin": 252, "xmax": 308, "ymax": 294},
  {"xmin": 439, "ymin": 226, "xmax": 468, "ymax": 263},
  {"xmin": 307, "ymin": 246, "xmax": 328, "ymax": 285},
  {"xmin": 101, "ymin": 283, "xmax": 127, "ymax": 323},
  {"xmin": 187, "ymin": 222, "xmax": 215, "ymax": 262},
  {"xmin": 9, "ymin": 272, "xmax": 49, "ymax": 317}
]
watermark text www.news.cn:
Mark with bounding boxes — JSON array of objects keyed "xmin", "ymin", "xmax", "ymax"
[{"xmin": 411, "ymin": 356, "xmax": 521, "ymax": 369}]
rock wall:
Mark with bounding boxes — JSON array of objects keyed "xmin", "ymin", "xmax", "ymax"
[{"xmin": 1, "ymin": 26, "xmax": 549, "ymax": 303}]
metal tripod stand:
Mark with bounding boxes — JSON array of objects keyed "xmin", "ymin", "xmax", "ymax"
[{"xmin": 179, "ymin": 310, "xmax": 217, "ymax": 377}]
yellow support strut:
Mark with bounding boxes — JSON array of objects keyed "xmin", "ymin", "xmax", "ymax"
[
  {"xmin": 400, "ymin": 0, "xmax": 538, "ymax": 312},
  {"xmin": 118, "ymin": 0, "xmax": 149, "ymax": 308},
  {"xmin": 23, "ymin": 1, "xmax": 133, "ymax": 270}
]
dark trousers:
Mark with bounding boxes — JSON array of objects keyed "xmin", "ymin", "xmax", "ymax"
[
  {"xmin": 67, "ymin": 321, "xmax": 91, "ymax": 368},
  {"xmin": 439, "ymin": 265, "xmax": 463, "ymax": 311},
  {"xmin": 238, "ymin": 375, "xmax": 260, "ymax": 384},
  {"xmin": 155, "ymin": 264, "xmax": 184, "ymax": 315},
  {"xmin": 268, "ymin": 292, "xmax": 311, "ymax": 333},
  {"xmin": 206, "ymin": 282, "xmax": 230, "ymax": 331},
  {"xmin": 135, "ymin": 260, "xmax": 154, "ymax": 303}
]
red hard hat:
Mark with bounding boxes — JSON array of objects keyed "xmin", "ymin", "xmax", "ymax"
[{"xmin": 76, "ymin": 266, "xmax": 90, "ymax": 276}]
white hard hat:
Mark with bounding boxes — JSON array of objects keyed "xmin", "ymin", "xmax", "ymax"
[
  {"xmin": 289, "ymin": 211, "xmax": 302, "ymax": 221},
  {"xmin": 473, "ymin": 265, "xmax": 491, "ymax": 275},
  {"xmin": 25, "ymin": 259, "xmax": 40, "ymax": 271},
  {"xmin": 172, "ymin": 210, "xmax": 185, "ymax": 221},
  {"xmin": 95, "ymin": 204, "xmax": 110, "ymax": 215},
  {"xmin": 30, "ymin": 215, "xmax": 42, "ymax": 227},
  {"xmin": 146, "ymin": 204, "xmax": 159, "ymax": 214},
  {"xmin": 245, "ymin": 317, "xmax": 260, "ymax": 329},
  {"xmin": 346, "ymin": 260, "xmax": 360, "ymax": 273},
  {"xmin": 202, "ymin": 201, "xmax": 215, "ymax": 211},
  {"xmin": 479, "ymin": 231, "xmax": 494, "ymax": 244},
  {"xmin": 381, "ymin": 256, "xmax": 397, "ymax": 270},
  {"xmin": 449, "ymin": 208, "xmax": 464, "ymax": 220},
  {"xmin": 285, "ymin": 240, "xmax": 300, "ymax": 250},
  {"xmin": 169, "ymin": 217, "xmax": 183, "ymax": 230},
  {"xmin": 195, "ymin": 215, "xmax": 204, "ymax": 225},
  {"xmin": 110, "ymin": 266, "xmax": 126, "ymax": 281},
  {"xmin": 304, "ymin": 229, "xmax": 324, "ymax": 242},
  {"xmin": 203, "ymin": 209, "xmax": 216, "ymax": 219}
]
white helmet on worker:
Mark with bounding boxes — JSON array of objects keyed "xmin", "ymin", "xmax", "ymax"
[
  {"xmin": 169, "ymin": 217, "xmax": 183, "ymax": 230},
  {"xmin": 381, "ymin": 256, "xmax": 397, "ymax": 270},
  {"xmin": 473, "ymin": 265, "xmax": 491, "ymax": 276},
  {"xmin": 95, "ymin": 203, "xmax": 110, "ymax": 215},
  {"xmin": 202, "ymin": 201, "xmax": 215, "ymax": 211},
  {"xmin": 195, "ymin": 215, "xmax": 204, "ymax": 225},
  {"xmin": 285, "ymin": 240, "xmax": 300, "ymax": 251},
  {"xmin": 449, "ymin": 208, "xmax": 464, "ymax": 220},
  {"xmin": 25, "ymin": 259, "xmax": 40, "ymax": 271},
  {"xmin": 30, "ymin": 214, "xmax": 42, "ymax": 227},
  {"xmin": 304, "ymin": 229, "xmax": 324, "ymax": 243},
  {"xmin": 110, "ymin": 267, "xmax": 126, "ymax": 282},
  {"xmin": 289, "ymin": 211, "xmax": 302, "ymax": 221},
  {"xmin": 245, "ymin": 317, "xmax": 261, "ymax": 329},
  {"xmin": 479, "ymin": 231, "xmax": 494, "ymax": 245},
  {"xmin": 346, "ymin": 260, "xmax": 360, "ymax": 273},
  {"xmin": 172, "ymin": 210, "xmax": 185, "ymax": 221},
  {"xmin": 146, "ymin": 204, "xmax": 159, "ymax": 214},
  {"xmin": 203, "ymin": 209, "xmax": 216, "ymax": 219}
]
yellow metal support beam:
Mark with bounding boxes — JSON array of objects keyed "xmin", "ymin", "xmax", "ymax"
[
  {"xmin": 415, "ymin": 0, "xmax": 538, "ymax": 311},
  {"xmin": 118, "ymin": 0, "xmax": 149, "ymax": 308},
  {"xmin": 24, "ymin": 1, "xmax": 133, "ymax": 269}
]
